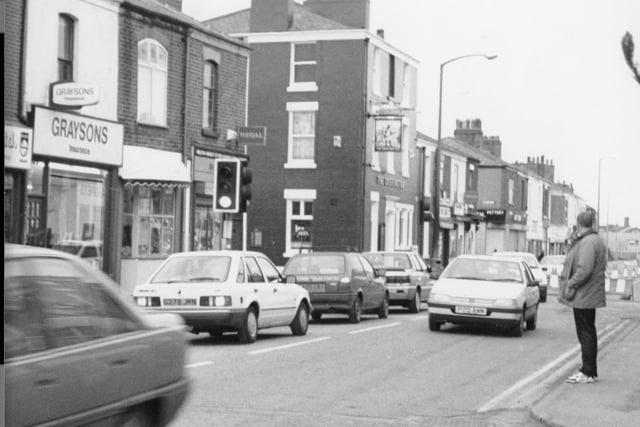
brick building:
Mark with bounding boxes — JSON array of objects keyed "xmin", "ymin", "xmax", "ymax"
[{"xmin": 205, "ymin": 0, "xmax": 421, "ymax": 265}]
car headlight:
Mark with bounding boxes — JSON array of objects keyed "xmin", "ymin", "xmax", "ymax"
[
  {"xmin": 135, "ymin": 297, "xmax": 147, "ymax": 307},
  {"xmin": 429, "ymin": 293, "xmax": 451, "ymax": 303},
  {"xmin": 494, "ymin": 298, "xmax": 518, "ymax": 307}
]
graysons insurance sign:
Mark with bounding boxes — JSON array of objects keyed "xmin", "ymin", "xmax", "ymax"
[{"xmin": 33, "ymin": 106, "xmax": 123, "ymax": 166}]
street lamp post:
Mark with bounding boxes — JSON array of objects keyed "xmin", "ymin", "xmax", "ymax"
[
  {"xmin": 429, "ymin": 54, "xmax": 497, "ymax": 268},
  {"xmin": 596, "ymin": 156, "xmax": 614, "ymax": 232}
]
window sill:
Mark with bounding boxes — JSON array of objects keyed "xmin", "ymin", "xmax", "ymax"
[
  {"xmin": 284, "ymin": 161, "xmax": 317, "ymax": 169},
  {"xmin": 287, "ymin": 82, "xmax": 318, "ymax": 92},
  {"xmin": 137, "ymin": 121, "xmax": 168, "ymax": 130},
  {"xmin": 201, "ymin": 128, "xmax": 219, "ymax": 139}
]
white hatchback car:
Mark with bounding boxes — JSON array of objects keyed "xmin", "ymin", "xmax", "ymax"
[
  {"xmin": 427, "ymin": 255, "xmax": 540, "ymax": 337},
  {"xmin": 493, "ymin": 251, "xmax": 548, "ymax": 302},
  {"xmin": 133, "ymin": 251, "xmax": 311, "ymax": 343}
]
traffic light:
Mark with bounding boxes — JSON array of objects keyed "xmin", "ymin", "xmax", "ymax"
[
  {"xmin": 239, "ymin": 161, "xmax": 252, "ymax": 213},
  {"xmin": 213, "ymin": 159, "xmax": 240, "ymax": 213}
]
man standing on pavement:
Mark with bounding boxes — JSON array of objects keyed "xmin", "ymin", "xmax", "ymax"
[{"xmin": 559, "ymin": 210, "xmax": 607, "ymax": 384}]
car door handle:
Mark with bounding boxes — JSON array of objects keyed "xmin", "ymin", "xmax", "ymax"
[
  {"xmin": 36, "ymin": 378, "xmax": 58, "ymax": 387},
  {"xmin": 254, "ymin": 289, "xmax": 258, "ymax": 293},
  {"xmin": 273, "ymin": 288, "xmax": 278, "ymax": 293},
  {"xmin": 110, "ymin": 359, "xmax": 129, "ymax": 367}
]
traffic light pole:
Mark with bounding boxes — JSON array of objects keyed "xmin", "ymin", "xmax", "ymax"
[{"xmin": 242, "ymin": 145, "xmax": 248, "ymax": 251}]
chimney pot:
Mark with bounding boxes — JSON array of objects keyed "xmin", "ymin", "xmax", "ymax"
[{"xmin": 376, "ymin": 29, "xmax": 384, "ymax": 38}]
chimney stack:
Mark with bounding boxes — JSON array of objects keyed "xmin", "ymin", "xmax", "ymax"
[
  {"xmin": 624, "ymin": 217, "xmax": 630, "ymax": 228},
  {"xmin": 250, "ymin": 0, "xmax": 294, "ymax": 32},
  {"xmin": 305, "ymin": 0, "xmax": 371, "ymax": 29}
]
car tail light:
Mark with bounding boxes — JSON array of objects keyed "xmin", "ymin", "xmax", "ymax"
[
  {"xmin": 135, "ymin": 297, "xmax": 160, "ymax": 307},
  {"xmin": 200, "ymin": 296, "xmax": 231, "ymax": 307}
]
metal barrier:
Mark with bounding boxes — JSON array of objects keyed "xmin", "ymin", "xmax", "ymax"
[{"xmin": 548, "ymin": 260, "xmax": 639, "ymax": 300}]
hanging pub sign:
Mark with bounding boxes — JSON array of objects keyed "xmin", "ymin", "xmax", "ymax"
[
  {"xmin": 50, "ymin": 82, "xmax": 100, "ymax": 108},
  {"xmin": 291, "ymin": 220, "xmax": 312, "ymax": 249},
  {"xmin": 374, "ymin": 116, "xmax": 402, "ymax": 152},
  {"xmin": 4, "ymin": 125, "xmax": 33, "ymax": 170}
]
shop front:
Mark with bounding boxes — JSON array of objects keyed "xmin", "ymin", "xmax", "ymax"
[
  {"xmin": 28, "ymin": 106, "xmax": 123, "ymax": 276},
  {"xmin": 4, "ymin": 125, "xmax": 33, "ymax": 243}
]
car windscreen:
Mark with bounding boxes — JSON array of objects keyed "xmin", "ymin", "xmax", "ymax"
[
  {"xmin": 496, "ymin": 252, "xmax": 539, "ymax": 268},
  {"xmin": 441, "ymin": 258, "xmax": 524, "ymax": 283},
  {"xmin": 540, "ymin": 255, "xmax": 565, "ymax": 265},
  {"xmin": 150, "ymin": 256, "xmax": 231, "ymax": 283},
  {"xmin": 52, "ymin": 244, "xmax": 82, "ymax": 255},
  {"xmin": 363, "ymin": 253, "xmax": 411, "ymax": 269},
  {"xmin": 283, "ymin": 255, "xmax": 346, "ymax": 275}
]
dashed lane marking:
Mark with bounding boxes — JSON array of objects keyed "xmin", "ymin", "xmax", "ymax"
[
  {"xmin": 348, "ymin": 322, "xmax": 402, "ymax": 335},
  {"xmin": 185, "ymin": 361, "xmax": 214, "ymax": 369},
  {"xmin": 411, "ymin": 316, "xmax": 430, "ymax": 322},
  {"xmin": 247, "ymin": 336, "xmax": 331, "ymax": 355}
]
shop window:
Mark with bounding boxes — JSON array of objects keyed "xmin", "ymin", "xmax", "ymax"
[
  {"xmin": 58, "ymin": 14, "xmax": 75, "ymax": 81},
  {"xmin": 122, "ymin": 186, "xmax": 177, "ymax": 258},
  {"xmin": 284, "ymin": 189, "xmax": 316, "ymax": 257},
  {"xmin": 286, "ymin": 102, "xmax": 318, "ymax": 169},
  {"xmin": 288, "ymin": 43, "xmax": 317, "ymax": 92},
  {"xmin": 202, "ymin": 61, "xmax": 218, "ymax": 132},
  {"xmin": 137, "ymin": 39, "xmax": 168, "ymax": 126}
]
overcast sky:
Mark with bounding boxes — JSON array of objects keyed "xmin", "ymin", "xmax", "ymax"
[{"xmin": 183, "ymin": 0, "xmax": 640, "ymax": 228}]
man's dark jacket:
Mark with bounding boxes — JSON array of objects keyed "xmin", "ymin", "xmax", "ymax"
[{"xmin": 558, "ymin": 229, "xmax": 607, "ymax": 308}]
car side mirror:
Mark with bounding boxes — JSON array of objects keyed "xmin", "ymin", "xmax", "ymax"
[
  {"xmin": 373, "ymin": 268, "xmax": 384, "ymax": 278},
  {"xmin": 285, "ymin": 275, "xmax": 297, "ymax": 284},
  {"xmin": 426, "ymin": 265, "xmax": 433, "ymax": 273},
  {"xmin": 528, "ymin": 280, "xmax": 540, "ymax": 287}
]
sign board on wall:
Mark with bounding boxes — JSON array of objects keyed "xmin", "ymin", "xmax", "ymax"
[
  {"xmin": 237, "ymin": 126, "xmax": 267, "ymax": 145},
  {"xmin": 50, "ymin": 82, "xmax": 100, "ymax": 108},
  {"xmin": 33, "ymin": 106, "xmax": 123, "ymax": 166},
  {"xmin": 374, "ymin": 117, "xmax": 402, "ymax": 152},
  {"xmin": 4, "ymin": 126, "xmax": 33, "ymax": 170}
]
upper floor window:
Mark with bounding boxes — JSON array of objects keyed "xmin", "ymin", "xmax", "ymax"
[
  {"xmin": 454, "ymin": 164, "xmax": 460, "ymax": 202},
  {"xmin": 401, "ymin": 124, "xmax": 409, "ymax": 177},
  {"xmin": 373, "ymin": 48, "xmax": 383, "ymax": 96},
  {"xmin": 288, "ymin": 43, "xmax": 317, "ymax": 92},
  {"xmin": 58, "ymin": 14, "xmax": 75, "ymax": 81},
  {"xmin": 402, "ymin": 65, "xmax": 412, "ymax": 106},
  {"xmin": 137, "ymin": 39, "xmax": 168, "ymax": 126},
  {"xmin": 202, "ymin": 61, "xmax": 218, "ymax": 131},
  {"xmin": 508, "ymin": 178, "xmax": 515, "ymax": 205},
  {"xmin": 285, "ymin": 102, "xmax": 318, "ymax": 169},
  {"xmin": 388, "ymin": 54, "xmax": 396, "ymax": 98}
]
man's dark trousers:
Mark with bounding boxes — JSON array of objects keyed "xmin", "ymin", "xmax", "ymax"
[{"xmin": 573, "ymin": 308, "xmax": 598, "ymax": 377}]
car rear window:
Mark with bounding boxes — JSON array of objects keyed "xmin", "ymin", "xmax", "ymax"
[
  {"xmin": 442, "ymin": 258, "xmax": 524, "ymax": 283},
  {"xmin": 284, "ymin": 255, "xmax": 346, "ymax": 275},
  {"xmin": 150, "ymin": 256, "xmax": 231, "ymax": 283},
  {"xmin": 363, "ymin": 253, "xmax": 411, "ymax": 269},
  {"xmin": 541, "ymin": 255, "xmax": 565, "ymax": 265}
]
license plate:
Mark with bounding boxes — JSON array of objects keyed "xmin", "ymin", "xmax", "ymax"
[
  {"xmin": 306, "ymin": 283, "xmax": 325, "ymax": 293},
  {"xmin": 455, "ymin": 305, "xmax": 487, "ymax": 315},
  {"xmin": 163, "ymin": 298, "xmax": 197, "ymax": 306}
]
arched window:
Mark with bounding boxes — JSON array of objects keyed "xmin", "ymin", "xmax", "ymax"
[
  {"xmin": 202, "ymin": 61, "xmax": 218, "ymax": 130},
  {"xmin": 58, "ymin": 14, "xmax": 75, "ymax": 81},
  {"xmin": 137, "ymin": 39, "xmax": 168, "ymax": 125}
]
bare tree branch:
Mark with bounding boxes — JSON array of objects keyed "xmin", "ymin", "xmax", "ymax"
[{"xmin": 622, "ymin": 32, "xmax": 640, "ymax": 85}]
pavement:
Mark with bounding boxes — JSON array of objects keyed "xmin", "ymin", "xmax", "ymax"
[{"xmin": 530, "ymin": 293, "xmax": 640, "ymax": 427}]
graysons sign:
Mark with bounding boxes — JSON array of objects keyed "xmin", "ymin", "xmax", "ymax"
[{"xmin": 50, "ymin": 82, "xmax": 100, "ymax": 108}]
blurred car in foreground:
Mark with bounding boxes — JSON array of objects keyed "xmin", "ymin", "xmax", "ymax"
[
  {"xmin": 52, "ymin": 239, "xmax": 103, "ymax": 269},
  {"xmin": 493, "ymin": 251, "xmax": 548, "ymax": 302},
  {"xmin": 363, "ymin": 251, "xmax": 432, "ymax": 312},
  {"xmin": 282, "ymin": 252, "xmax": 389, "ymax": 323},
  {"xmin": 427, "ymin": 255, "xmax": 541, "ymax": 337},
  {"xmin": 540, "ymin": 254, "xmax": 566, "ymax": 288},
  {"xmin": 133, "ymin": 250, "xmax": 311, "ymax": 343},
  {"xmin": 4, "ymin": 244, "xmax": 189, "ymax": 427}
]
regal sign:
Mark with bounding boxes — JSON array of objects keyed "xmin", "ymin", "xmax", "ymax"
[
  {"xmin": 237, "ymin": 126, "xmax": 267, "ymax": 145},
  {"xmin": 50, "ymin": 82, "xmax": 100, "ymax": 108}
]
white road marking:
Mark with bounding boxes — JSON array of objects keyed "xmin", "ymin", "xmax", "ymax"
[
  {"xmin": 348, "ymin": 322, "xmax": 402, "ymax": 335},
  {"xmin": 185, "ymin": 361, "xmax": 214, "ymax": 369},
  {"xmin": 411, "ymin": 316, "xmax": 429, "ymax": 322},
  {"xmin": 477, "ymin": 320, "xmax": 628, "ymax": 413},
  {"xmin": 248, "ymin": 337, "xmax": 331, "ymax": 355}
]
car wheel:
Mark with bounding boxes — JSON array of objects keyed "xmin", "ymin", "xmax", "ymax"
[
  {"xmin": 349, "ymin": 296, "xmax": 362, "ymax": 323},
  {"xmin": 378, "ymin": 294, "xmax": 389, "ymax": 319},
  {"xmin": 290, "ymin": 304, "xmax": 309, "ymax": 336},
  {"xmin": 512, "ymin": 309, "xmax": 525, "ymax": 337},
  {"xmin": 539, "ymin": 289, "xmax": 547, "ymax": 303},
  {"xmin": 408, "ymin": 289, "xmax": 421, "ymax": 313},
  {"xmin": 526, "ymin": 306, "xmax": 538, "ymax": 331},
  {"xmin": 428, "ymin": 317, "xmax": 441, "ymax": 331},
  {"xmin": 311, "ymin": 311, "xmax": 322, "ymax": 322},
  {"xmin": 238, "ymin": 308, "xmax": 258, "ymax": 344},
  {"xmin": 121, "ymin": 404, "xmax": 154, "ymax": 427}
]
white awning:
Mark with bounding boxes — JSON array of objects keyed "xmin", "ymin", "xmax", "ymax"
[{"xmin": 119, "ymin": 146, "xmax": 191, "ymax": 183}]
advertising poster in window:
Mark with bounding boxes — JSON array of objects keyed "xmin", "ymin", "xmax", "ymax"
[
  {"xmin": 291, "ymin": 220, "xmax": 312, "ymax": 249},
  {"xmin": 374, "ymin": 117, "xmax": 402, "ymax": 152}
]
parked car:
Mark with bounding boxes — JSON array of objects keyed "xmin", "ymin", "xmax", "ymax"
[
  {"xmin": 282, "ymin": 252, "xmax": 389, "ymax": 323},
  {"xmin": 540, "ymin": 254, "xmax": 566, "ymax": 288},
  {"xmin": 363, "ymin": 251, "xmax": 432, "ymax": 312},
  {"xmin": 52, "ymin": 239, "xmax": 103, "ymax": 269},
  {"xmin": 133, "ymin": 250, "xmax": 311, "ymax": 343},
  {"xmin": 4, "ymin": 244, "xmax": 189, "ymax": 426},
  {"xmin": 493, "ymin": 251, "xmax": 548, "ymax": 302},
  {"xmin": 427, "ymin": 255, "xmax": 541, "ymax": 336}
]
